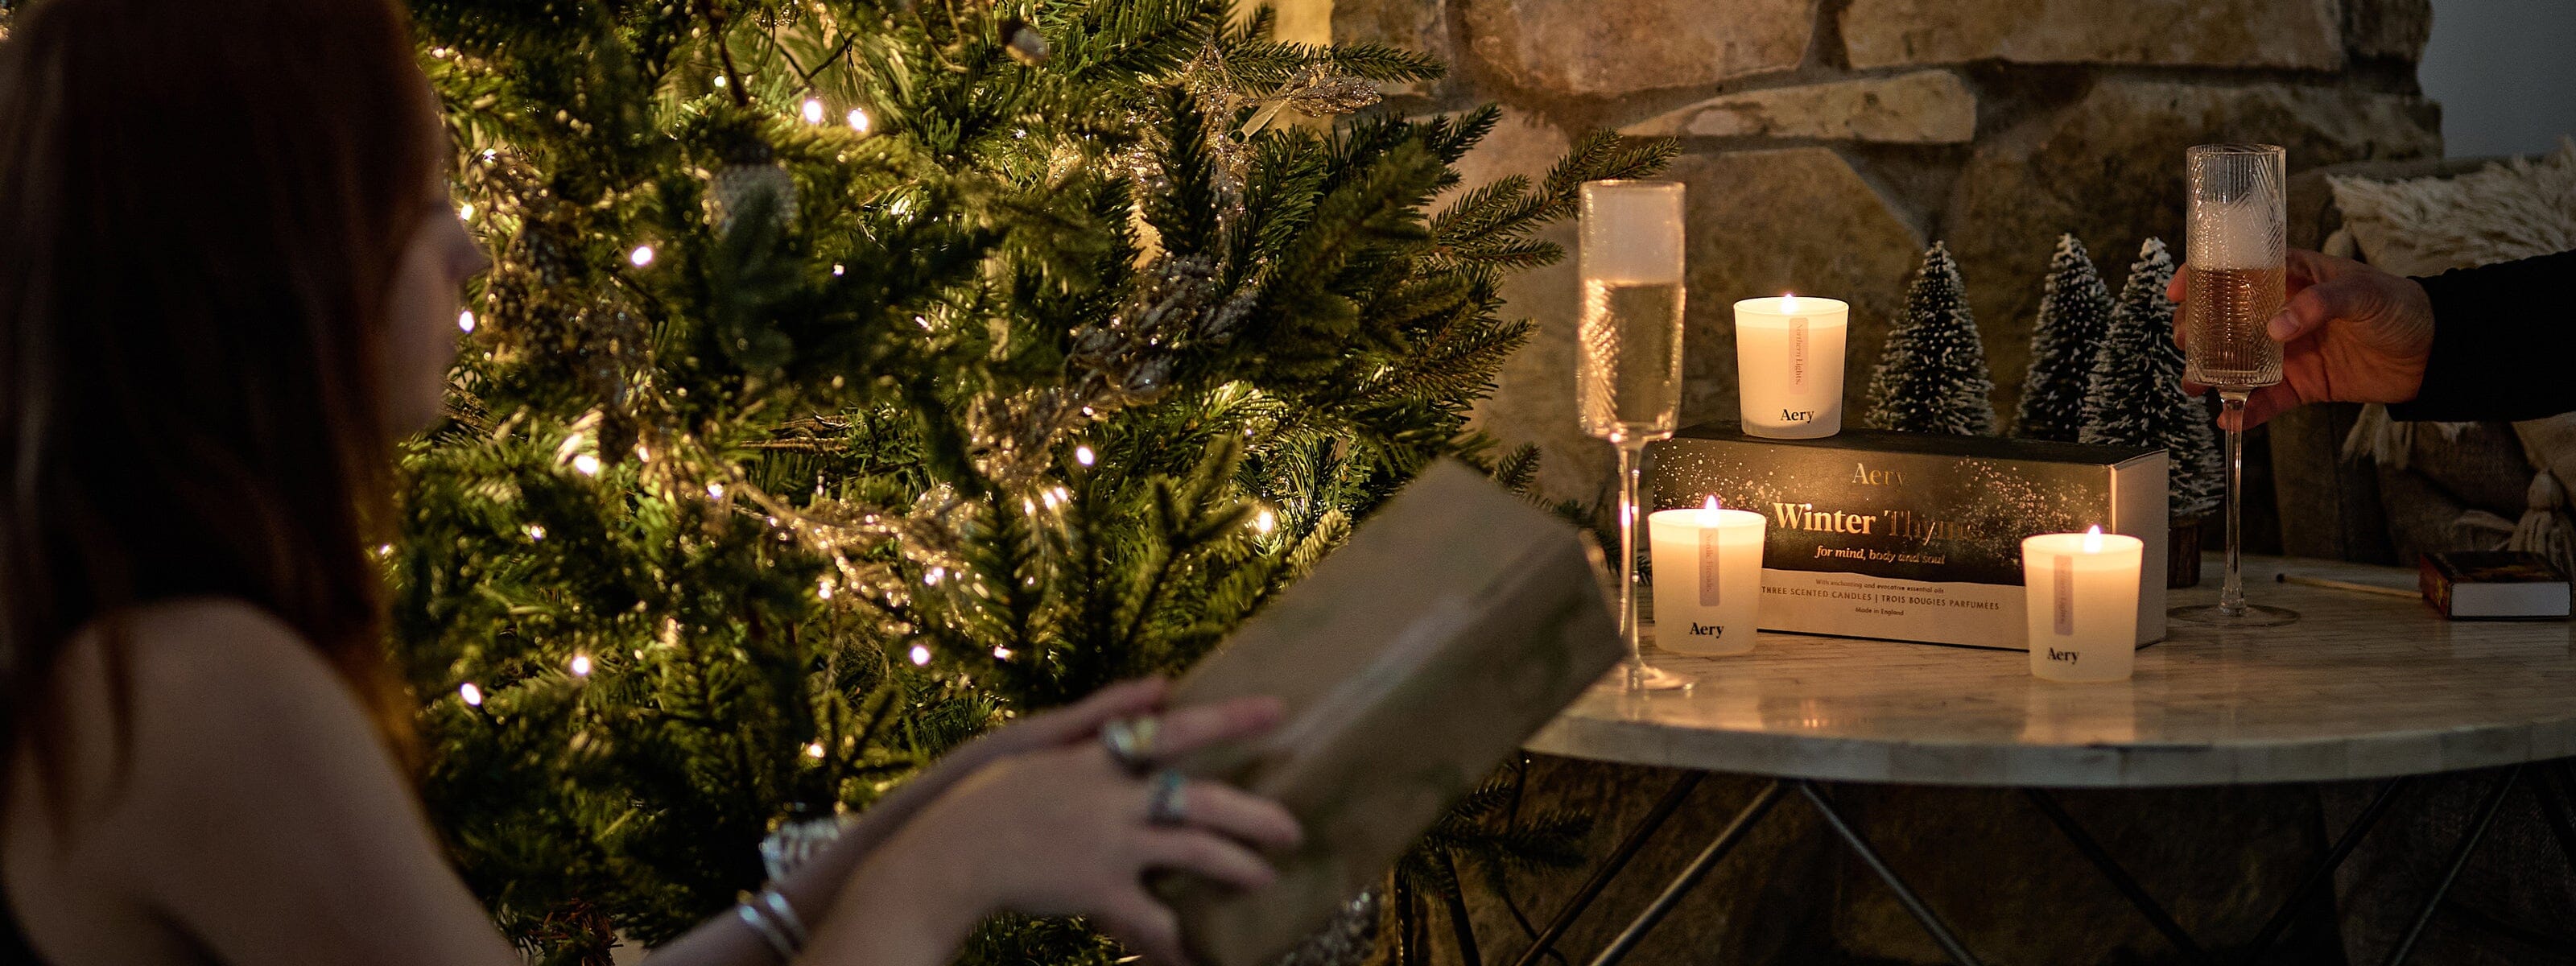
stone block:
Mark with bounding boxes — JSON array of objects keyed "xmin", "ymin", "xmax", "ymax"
[
  {"xmin": 1945, "ymin": 80, "xmax": 2441, "ymax": 419},
  {"xmin": 1622, "ymin": 70, "xmax": 1975, "ymax": 143},
  {"xmin": 2347, "ymin": 0, "xmax": 2432, "ymax": 61},
  {"xmin": 1666, "ymin": 147, "xmax": 1924, "ymax": 438},
  {"xmin": 1463, "ymin": 0, "xmax": 1814, "ymax": 97},
  {"xmin": 1841, "ymin": 0, "xmax": 2343, "ymax": 71},
  {"xmin": 1327, "ymin": 0, "xmax": 1446, "ymax": 64}
]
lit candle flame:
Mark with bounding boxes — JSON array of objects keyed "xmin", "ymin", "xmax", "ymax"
[
  {"xmin": 1700, "ymin": 495, "xmax": 1721, "ymax": 524},
  {"xmin": 1781, "ymin": 292, "xmax": 1798, "ymax": 313},
  {"xmin": 2083, "ymin": 524, "xmax": 2103, "ymax": 553}
]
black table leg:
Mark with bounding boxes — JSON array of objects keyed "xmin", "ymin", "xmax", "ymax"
[
  {"xmin": 2024, "ymin": 788, "xmax": 2215, "ymax": 965},
  {"xmin": 1583, "ymin": 780, "xmax": 1787, "ymax": 966},
  {"xmin": 2380, "ymin": 765, "xmax": 2520, "ymax": 966},
  {"xmin": 2243, "ymin": 774, "xmax": 2414, "ymax": 963},
  {"xmin": 1510, "ymin": 771, "xmax": 1704, "ymax": 966},
  {"xmin": 1798, "ymin": 780, "xmax": 1987, "ymax": 966},
  {"xmin": 2531, "ymin": 762, "xmax": 2576, "ymax": 877}
]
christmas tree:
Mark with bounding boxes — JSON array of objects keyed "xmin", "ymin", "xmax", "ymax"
[
  {"xmin": 1864, "ymin": 241, "xmax": 1996, "ymax": 436},
  {"xmin": 2012, "ymin": 233, "xmax": 2115, "ymax": 443},
  {"xmin": 2079, "ymin": 238, "xmax": 2222, "ymax": 518},
  {"xmin": 361, "ymin": 1, "xmax": 1667, "ymax": 963}
]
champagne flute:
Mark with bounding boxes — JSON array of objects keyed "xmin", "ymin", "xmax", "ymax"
[
  {"xmin": 2174, "ymin": 144, "xmax": 2297, "ymax": 628},
  {"xmin": 1579, "ymin": 180, "xmax": 1694, "ymax": 691}
]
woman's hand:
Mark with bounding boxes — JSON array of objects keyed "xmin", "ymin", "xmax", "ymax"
[
  {"xmin": 819, "ymin": 696, "xmax": 1300, "ymax": 966},
  {"xmin": 2169, "ymin": 250, "xmax": 2435, "ymax": 429}
]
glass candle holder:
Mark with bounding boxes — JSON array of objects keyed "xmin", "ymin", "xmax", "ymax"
[
  {"xmin": 2021, "ymin": 527, "xmax": 2145, "ymax": 683},
  {"xmin": 1648, "ymin": 497, "xmax": 1765, "ymax": 656},
  {"xmin": 1733, "ymin": 295, "xmax": 1847, "ymax": 439}
]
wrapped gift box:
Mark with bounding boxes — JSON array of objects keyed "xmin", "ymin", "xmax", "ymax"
[
  {"xmin": 1158, "ymin": 460, "xmax": 1624, "ymax": 966},
  {"xmin": 1648, "ymin": 426, "xmax": 2168, "ymax": 650}
]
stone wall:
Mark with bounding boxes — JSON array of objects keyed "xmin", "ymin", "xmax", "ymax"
[{"xmin": 1305, "ymin": 0, "xmax": 2442, "ymax": 506}]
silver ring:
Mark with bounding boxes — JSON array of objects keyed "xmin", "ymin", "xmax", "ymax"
[
  {"xmin": 1100, "ymin": 716, "xmax": 1158, "ymax": 774},
  {"xmin": 1146, "ymin": 770, "xmax": 1189, "ymax": 826}
]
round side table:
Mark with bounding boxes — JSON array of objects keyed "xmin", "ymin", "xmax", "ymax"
[{"xmin": 1514, "ymin": 555, "xmax": 2576, "ymax": 966}]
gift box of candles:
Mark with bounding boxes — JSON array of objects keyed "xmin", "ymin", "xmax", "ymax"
[{"xmin": 1646, "ymin": 426, "xmax": 2169, "ymax": 650}]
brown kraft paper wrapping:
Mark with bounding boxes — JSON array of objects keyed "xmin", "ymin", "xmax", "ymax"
[{"xmin": 1154, "ymin": 460, "xmax": 1624, "ymax": 966}]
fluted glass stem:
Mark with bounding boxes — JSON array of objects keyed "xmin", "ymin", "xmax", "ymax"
[
  {"xmin": 1616, "ymin": 440, "xmax": 1646, "ymax": 686},
  {"xmin": 2219, "ymin": 393, "xmax": 2248, "ymax": 617}
]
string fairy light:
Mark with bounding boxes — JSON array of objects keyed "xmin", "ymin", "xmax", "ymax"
[
  {"xmin": 1253, "ymin": 507, "xmax": 1278, "ymax": 535},
  {"xmin": 628, "ymin": 244, "xmax": 655, "ymax": 267},
  {"xmin": 569, "ymin": 654, "xmax": 592, "ymax": 676},
  {"xmin": 804, "ymin": 741, "xmax": 826, "ymax": 758},
  {"xmin": 801, "ymin": 97, "xmax": 825, "ymax": 125},
  {"xmin": 1074, "ymin": 444, "xmax": 1096, "ymax": 466},
  {"xmin": 457, "ymin": 309, "xmax": 477, "ymax": 333},
  {"xmin": 459, "ymin": 682, "xmax": 484, "ymax": 706},
  {"xmin": 845, "ymin": 107, "xmax": 871, "ymax": 134},
  {"xmin": 457, "ymin": 202, "xmax": 475, "ymax": 221},
  {"xmin": 908, "ymin": 645, "xmax": 931, "ymax": 666},
  {"xmin": 572, "ymin": 453, "xmax": 601, "ymax": 476}
]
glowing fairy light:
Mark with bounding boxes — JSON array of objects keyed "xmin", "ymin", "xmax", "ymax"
[
  {"xmin": 801, "ymin": 97, "xmax": 826, "ymax": 124},
  {"xmin": 628, "ymin": 244, "xmax": 655, "ymax": 267},
  {"xmin": 457, "ymin": 309, "xmax": 477, "ymax": 333},
  {"xmin": 846, "ymin": 107, "xmax": 872, "ymax": 134},
  {"xmin": 707, "ymin": 481, "xmax": 726, "ymax": 500},
  {"xmin": 569, "ymin": 654, "xmax": 592, "ymax": 676},
  {"xmin": 804, "ymin": 741, "xmax": 827, "ymax": 758},
  {"xmin": 908, "ymin": 645, "xmax": 931, "ymax": 666},
  {"xmin": 572, "ymin": 454, "xmax": 601, "ymax": 476},
  {"xmin": 993, "ymin": 646, "xmax": 1013, "ymax": 660},
  {"xmin": 459, "ymin": 683, "xmax": 484, "ymax": 706},
  {"xmin": 925, "ymin": 567, "xmax": 945, "ymax": 586},
  {"xmin": 1074, "ymin": 444, "xmax": 1095, "ymax": 466},
  {"xmin": 817, "ymin": 577, "xmax": 835, "ymax": 600},
  {"xmin": 1051, "ymin": 485, "xmax": 1069, "ymax": 504},
  {"xmin": 712, "ymin": 75, "xmax": 728, "ymax": 89},
  {"xmin": 831, "ymin": 263, "xmax": 845, "ymax": 276},
  {"xmin": 525, "ymin": 523, "xmax": 547, "ymax": 540},
  {"xmin": 1253, "ymin": 507, "xmax": 1277, "ymax": 535},
  {"xmin": 458, "ymin": 203, "xmax": 475, "ymax": 221}
]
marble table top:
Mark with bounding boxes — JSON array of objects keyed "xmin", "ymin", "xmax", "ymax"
[{"xmin": 1525, "ymin": 555, "xmax": 2576, "ymax": 787}]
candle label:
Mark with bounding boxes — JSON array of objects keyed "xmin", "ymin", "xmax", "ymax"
[
  {"xmin": 2051, "ymin": 554, "xmax": 2074, "ymax": 635},
  {"xmin": 1789, "ymin": 316, "xmax": 1808, "ymax": 390},
  {"xmin": 1698, "ymin": 526, "xmax": 1723, "ymax": 606}
]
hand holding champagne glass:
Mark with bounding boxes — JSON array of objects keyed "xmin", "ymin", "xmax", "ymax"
[
  {"xmin": 2174, "ymin": 143, "xmax": 2297, "ymax": 627},
  {"xmin": 1578, "ymin": 180, "xmax": 1693, "ymax": 691}
]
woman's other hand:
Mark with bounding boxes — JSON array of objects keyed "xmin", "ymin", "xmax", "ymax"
[
  {"xmin": 820, "ymin": 696, "xmax": 1300, "ymax": 965},
  {"xmin": 2169, "ymin": 250, "xmax": 2435, "ymax": 429}
]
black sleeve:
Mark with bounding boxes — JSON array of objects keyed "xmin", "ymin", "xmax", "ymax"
[{"xmin": 2386, "ymin": 249, "xmax": 2576, "ymax": 423}]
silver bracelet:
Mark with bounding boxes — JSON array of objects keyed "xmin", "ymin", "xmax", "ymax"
[
  {"xmin": 735, "ymin": 886, "xmax": 808, "ymax": 960},
  {"xmin": 760, "ymin": 886, "xmax": 811, "ymax": 949}
]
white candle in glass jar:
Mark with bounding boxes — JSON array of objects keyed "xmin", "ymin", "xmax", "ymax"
[
  {"xmin": 1733, "ymin": 294, "xmax": 1848, "ymax": 439},
  {"xmin": 2021, "ymin": 526, "xmax": 2145, "ymax": 682},
  {"xmin": 1649, "ymin": 497, "xmax": 1766, "ymax": 656}
]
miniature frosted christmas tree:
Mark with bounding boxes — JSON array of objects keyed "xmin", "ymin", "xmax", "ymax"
[
  {"xmin": 1865, "ymin": 242, "xmax": 1997, "ymax": 435},
  {"xmin": 2079, "ymin": 238, "xmax": 2223, "ymax": 518},
  {"xmin": 2013, "ymin": 233, "xmax": 2116, "ymax": 442}
]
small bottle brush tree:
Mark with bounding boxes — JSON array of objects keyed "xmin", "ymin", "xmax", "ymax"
[
  {"xmin": 1865, "ymin": 241, "xmax": 1996, "ymax": 436},
  {"xmin": 2013, "ymin": 233, "xmax": 2115, "ymax": 443},
  {"xmin": 2079, "ymin": 238, "xmax": 2223, "ymax": 519}
]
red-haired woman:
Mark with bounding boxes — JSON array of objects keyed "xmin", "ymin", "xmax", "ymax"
[{"xmin": 0, "ymin": 2, "xmax": 1295, "ymax": 964}]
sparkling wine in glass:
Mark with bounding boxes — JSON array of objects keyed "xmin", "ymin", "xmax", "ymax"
[
  {"xmin": 1579, "ymin": 180, "xmax": 1693, "ymax": 691},
  {"xmin": 2174, "ymin": 143, "xmax": 2297, "ymax": 628}
]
